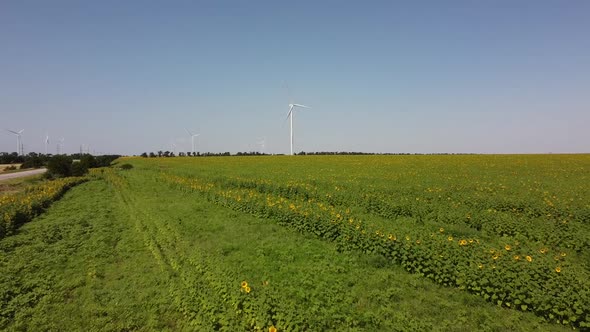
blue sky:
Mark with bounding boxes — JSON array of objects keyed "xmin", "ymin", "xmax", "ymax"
[{"xmin": 1, "ymin": 1, "xmax": 588, "ymax": 155}]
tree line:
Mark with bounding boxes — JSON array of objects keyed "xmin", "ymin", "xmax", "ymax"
[
  {"xmin": 0, "ymin": 152, "xmax": 120, "ymax": 179},
  {"xmin": 139, "ymin": 151, "xmax": 478, "ymax": 157},
  {"xmin": 139, "ymin": 151, "xmax": 266, "ymax": 158}
]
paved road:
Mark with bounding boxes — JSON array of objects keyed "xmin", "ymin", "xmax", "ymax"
[{"xmin": 0, "ymin": 168, "xmax": 47, "ymax": 182}]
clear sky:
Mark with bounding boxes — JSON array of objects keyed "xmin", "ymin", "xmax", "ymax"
[{"xmin": 1, "ymin": 0, "xmax": 589, "ymax": 155}]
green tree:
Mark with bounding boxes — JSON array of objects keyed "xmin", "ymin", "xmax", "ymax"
[
  {"xmin": 46, "ymin": 155, "xmax": 73, "ymax": 178},
  {"xmin": 80, "ymin": 154, "xmax": 97, "ymax": 169},
  {"xmin": 71, "ymin": 161, "xmax": 88, "ymax": 176}
]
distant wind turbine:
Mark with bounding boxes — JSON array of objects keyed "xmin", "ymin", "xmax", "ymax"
[
  {"xmin": 257, "ymin": 136, "xmax": 266, "ymax": 154},
  {"xmin": 171, "ymin": 140, "xmax": 177, "ymax": 155},
  {"xmin": 286, "ymin": 103, "xmax": 310, "ymax": 156},
  {"xmin": 45, "ymin": 134, "xmax": 49, "ymax": 155},
  {"xmin": 184, "ymin": 128, "xmax": 200, "ymax": 154},
  {"xmin": 5, "ymin": 129, "xmax": 24, "ymax": 156},
  {"xmin": 282, "ymin": 82, "xmax": 311, "ymax": 155},
  {"xmin": 57, "ymin": 138, "xmax": 64, "ymax": 155}
]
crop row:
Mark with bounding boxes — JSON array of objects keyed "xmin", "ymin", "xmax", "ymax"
[
  {"xmin": 160, "ymin": 171, "xmax": 589, "ymax": 328},
  {"xmin": 208, "ymin": 175, "xmax": 589, "ymax": 253},
  {"xmin": 0, "ymin": 176, "xmax": 87, "ymax": 239}
]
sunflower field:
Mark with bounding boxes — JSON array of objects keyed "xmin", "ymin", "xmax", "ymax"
[
  {"xmin": 127, "ymin": 154, "xmax": 590, "ymax": 328},
  {"xmin": 0, "ymin": 176, "xmax": 87, "ymax": 239},
  {"xmin": 1, "ymin": 155, "xmax": 588, "ymax": 330}
]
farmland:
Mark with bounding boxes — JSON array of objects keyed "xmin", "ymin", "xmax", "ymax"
[{"xmin": 1, "ymin": 154, "xmax": 588, "ymax": 331}]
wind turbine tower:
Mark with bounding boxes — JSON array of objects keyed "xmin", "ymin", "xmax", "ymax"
[
  {"xmin": 57, "ymin": 138, "xmax": 64, "ymax": 155},
  {"xmin": 6, "ymin": 129, "xmax": 24, "ymax": 156},
  {"xmin": 185, "ymin": 129, "xmax": 200, "ymax": 154},
  {"xmin": 170, "ymin": 140, "xmax": 177, "ymax": 155},
  {"xmin": 257, "ymin": 137, "xmax": 266, "ymax": 154},
  {"xmin": 45, "ymin": 134, "xmax": 49, "ymax": 155},
  {"xmin": 286, "ymin": 103, "xmax": 310, "ymax": 155}
]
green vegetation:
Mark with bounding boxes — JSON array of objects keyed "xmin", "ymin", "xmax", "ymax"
[
  {"xmin": 0, "ymin": 176, "xmax": 87, "ymax": 239},
  {"xmin": 0, "ymin": 174, "xmax": 44, "ymax": 195},
  {"xmin": 0, "ymin": 152, "xmax": 121, "ymax": 168},
  {"xmin": 2, "ymin": 155, "xmax": 588, "ymax": 330},
  {"xmin": 0, "ymin": 171, "xmax": 563, "ymax": 331},
  {"xmin": 43, "ymin": 154, "xmax": 120, "ymax": 179},
  {"xmin": 0, "ymin": 180, "xmax": 185, "ymax": 330},
  {"xmin": 133, "ymin": 154, "xmax": 589, "ymax": 328},
  {"xmin": 119, "ymin": 163, "xmax": 134, "ymax": 170}
]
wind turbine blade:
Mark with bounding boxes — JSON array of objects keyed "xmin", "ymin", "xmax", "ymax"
[
  {"xmin": 18, "ymin": 129, "xmax": 24, "ymax": 134},
  {"xmin": 185, "ymin": 128, "xmax": 193, "ymax": 136},
  {"xmin": 5, "ymin": 129, "xmax": 18, "ymax": 135},
  {"xmin": 282, "ymin": 104, "xmax": 294, "ymax": 127},
  {"xmin": 285, "ymin": 108, "xmax": 293, "ymax": 121},
  {"xmin": 293, "ymin": 103, "xmax": 310, "ymax": 109}
]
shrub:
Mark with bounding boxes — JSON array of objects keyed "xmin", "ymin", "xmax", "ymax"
[
  {"xmin": 120, "ymin": 163, "xmax": 134, "ymax": 170},
  {"xmin": 71, "ymin": 162, "xmax": 88, "ymax": 176},
  {"xmin": 45, "ymin": 155, "xmax": 73, "ymax": 179},
  {"xmin": 20, "ymin": 156, "xmax": 44, "ymax": 169},
  {"xmin": 80, "ymin": 154, "xmax": 97, "ymax": 169}
]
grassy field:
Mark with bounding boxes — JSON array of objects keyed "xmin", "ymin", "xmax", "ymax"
[
  {"xmin": 1, "ymin": 155, "xmax": 588, "ymax": 330},
  {"xmin": 0, "ymin": 174, "xmax": 44, "ymax": 194}
]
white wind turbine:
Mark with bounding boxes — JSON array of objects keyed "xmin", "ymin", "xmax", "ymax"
[
  {"xmin": 57, "ymin": 138, "xmax": 64, "ymax": 154},
  {"xmin": 171, "ymin": 141, "xmax": 176, "ymax": 155},
  {"xmin": 45, "ymin": 134, "xmax": 49, "ymax": 155},
  {"xmin": 257, "ymin": 136, "xmax": 266, "ymax": 154},
  {"xmin": 184, "ymin": 128, "xmax": 200, "ymax": 154},
  {"xmin": 6, "ymin": 129, "xmax": 24, "ymax": 156},
  {"xmin": 286, "ymin": 102, "xmax": 310, "ymax": 156}
]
